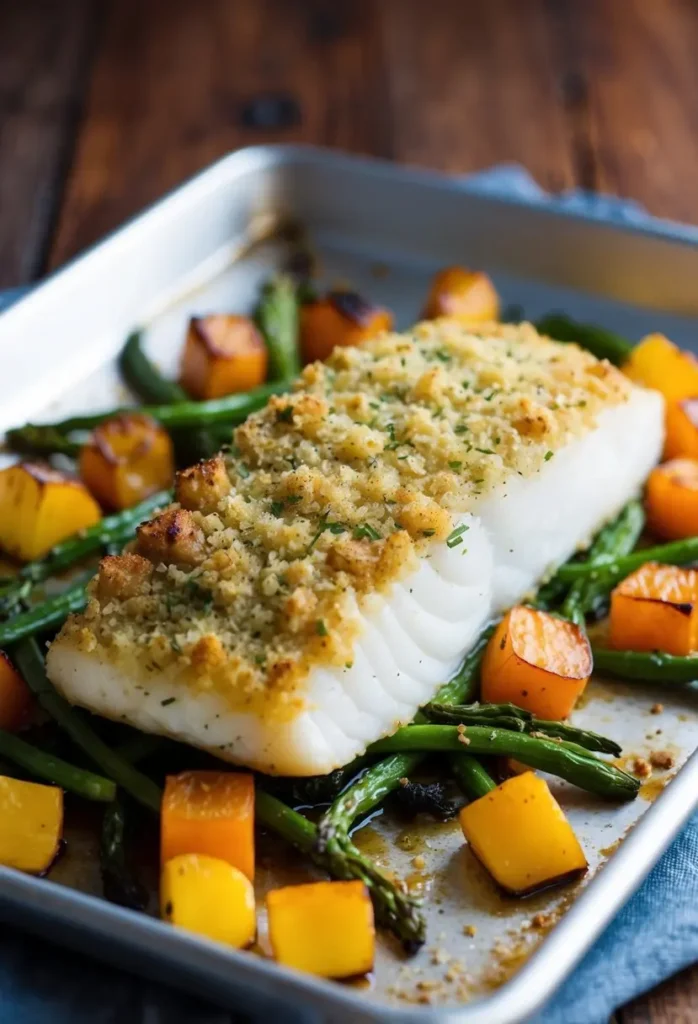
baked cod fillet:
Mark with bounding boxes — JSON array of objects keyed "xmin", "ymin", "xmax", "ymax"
[{"xmin": 47, "ymin": 321, "xmax": 664, "ymax": 774}]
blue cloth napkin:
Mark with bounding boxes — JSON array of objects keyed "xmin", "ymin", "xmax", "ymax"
[{"xmin": 1, "ymin": 167, "xmax": 698, "ymax": 1023}]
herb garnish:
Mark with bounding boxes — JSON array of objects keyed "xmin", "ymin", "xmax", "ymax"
[{"xmin": 446, "ymin": 524, "xmax": 470, "ymax": 549}]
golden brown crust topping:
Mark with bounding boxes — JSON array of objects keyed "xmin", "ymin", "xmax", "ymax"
[
  {"xmin": 175, "ymin": 455, "xmax": 230, "ymax": 513},
  {"xmin": 136, "ymin": 508, "xmax": 206, "ymax": 567},
  {"xmin": 56, "ymin": 320, "xmax": 632, "ymax": 711},
  {"xmin": 97, "ymin": 553, "xmax": 153, "ymax": 601}
]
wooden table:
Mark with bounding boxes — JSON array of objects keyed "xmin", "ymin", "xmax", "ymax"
[{"xmin": 1, "ymin": 1, "xmax": 697, "ymax": 1020}]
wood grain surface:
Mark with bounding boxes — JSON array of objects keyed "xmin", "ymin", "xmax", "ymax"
[{"xmin": 0, "ymin": 0, "xmax": 697, "ymax": 1019}]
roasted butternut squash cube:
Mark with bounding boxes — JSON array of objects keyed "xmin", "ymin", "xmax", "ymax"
[
  {"xmin": 0, "ymin": 462, "xmax": 101, "ymax": 562},
  {"xmin": 161, "ymin": 853, "xmax": 255, "ymax": 948},
  {"xmin": 161, "ymin": 771, "xmax": 255, "ymax": 881},
  {"xmin": 300, "ymin": 292, "xmax": 393, "ymax": 364},
  {"xmin": 267, "ymin": 880, "xmax": 375, "ymax": 978},
  {"xmin": 459, "ymin": 772, "xmax": 587, "ymax": 895},
  {"xmin": 481, "ymin": 606, "xmax": 592, "ymax": 720},
  {"xmin": 180, "ymin": 315, "xmax": 268, "ymax": 399},
  {"xmin": 609, "ymin": 562, "xmax": 698, "ymax": 656},
  {"xmin": 646, "ymin": 458, "xmax": 698, "ymax": 540},
  {"xmin": 0, "ymin": 651, "xmax": 32, "ymax": 732},
  {"xmin": 422, "ymin": 267, "xmax": 500, "ymax": 323},
  {"xmin": 664, "ymin": 398, "xmax": 698, "ymax": 460},
  {"xmin": 0, "ymin": 775, "xmax": 63, "ymax": 874},
  {"xmin": 624, "ymin": 333, "xmax": 698, "ymax": 401},
  {"xmin": 79, "ymin": 413, "xmax": 174, "ymax": 511}
]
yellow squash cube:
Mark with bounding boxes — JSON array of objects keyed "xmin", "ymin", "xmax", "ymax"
[
  {"xmin": 161, "ymin": 853, "xmax": 255, "ymax": 948},
  {"xmin": 79, "ymin": 413, "xmax": 174, "ymax": 511},
  {"xmin": 0, "ymin": 463, "xmax": 101, "ymax": 561},
  {"xmin": 0, "ymin": 775, "xmax": 63, "ymax": 874},
  {"xmin": 266, "ymin": 880, "xmax": 374, "ymax": 979},
  {"xmin": 623, "ymin": 333, "xmax": 698, "ymax": 402},
  {"xmin": 459, "ymin": 772, "xmax": 587, "ymax": 895}
]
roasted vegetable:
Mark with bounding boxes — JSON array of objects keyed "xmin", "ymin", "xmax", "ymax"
[
  {"xmin": 624, "ymin": 333, "xmax": 698, "ymax": 400},
  {"xmin": 119, "ymin": 332, "xmax": 223, "ymax": 462},
  {"xmin": 79, "ymin": 413, "xmax": 174, "ymax": 511},
  {"xmin": 646, "ymin": 458, "xmax": 698, "ymax": 540},
  {"xmin": 592, "ymin": 645, "xmax": 698, "ymax": 684},
  {"xmin": 161, "ymin": 770, "xmax": 255, "ymax": 880},
  {"xmin": 424, "ymin": 702, "xmax": 622, "ymax": 755},
  {"xmin": 609, "ymin": 563, "xmax": 698, "ymax": 656},
  {"xmin": 300, "ymin": 292, "xmax": 393, "ymax": 364},
  {"xmin": 422, "ymin": 267, "xmax": 499, "ymax": 324},
  {"xmin": 664, "ymin": 398, "xmax": 698, "ymax": 460},
  {"xmin": 180, "ymin": 315, "xmax": 268, "ymax": 400},
  {"xmin": 0, "ymin": 489, "xmax": 170, "ymax": 616},
  {"xmin": 266, "ymin": 880, "xmax": 374, "ymax": 978},
  {"xmin": 0, "ymin": 575, "xmax": 91, "ymax": 647},
  {"xmin": 0, "ymin": 651, "xmax": 31, "ymax": 732},
  {"xmin": 481, "ymin": 606, "xmax": 592, "ymax": 720},
  {"xmin": 536, "ymin": 314, "xmax": 632, "ymax": 366},
  {"xmin": 161, "ymin": 853, "xmax": 256, "ymax": 948},
  {"xmin": 6, "ymin": 380, "xmax": 287, "ymax": 444},
  {"xmin": 0, "ymin": 728, "xmax": 116, "ymax": 801},
  {"xmin": 0, "ymin": 775, "xmax": 63, "ymax": 873},
  {"xmin": 255, "ymin": 274, "xmax": 301, "ymax": 381},
  {"xmin": 555, "ymin": 536, "xmax": 698, "ymax": 585},
  {"xmin": 101, "ymin": 799, "xmax": 148, "ymax": 911},
  {"xmin": 559, "ymin": 500, "xmax": 645, "ymax": 625},
  {"xmin": 256, "ymin": 789, "xmax": 424, "ymax": 952},
  {"xmin": 458, "ymin": 771, "xmax": 587, "ymax": 895},
  {"xmin": 0, "ymin": 463, "xmax": 101, "ymax": 561},
  {"xmin": 369, "ymin": 726, "xmax": 639, "ymax": 800},
  {"xmin": 449, "ymin": 755, "xmax": 497, "ymax": 801}
]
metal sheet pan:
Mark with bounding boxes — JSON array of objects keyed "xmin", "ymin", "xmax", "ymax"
[{"xmin": 1, "ymin": 145, "xmax": 698, "ymax": 1023}]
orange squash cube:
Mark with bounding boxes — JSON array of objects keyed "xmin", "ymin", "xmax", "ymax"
[
  {"xmin": 459, "ymin": 772, "xmax": 587, "ymax": 895},
  {"xmin": 646, "ymin": 458, "xmax": 698, "ymax": 540},
  {"xmin": 300, "ymin": 292, "xmax": 393, "ymax": 364},
  {"xmin": 161, "ymin": 771, "xmax": 255, "ymax": 881},
  {"xmin": 0, "ymin": 463, "xmax": 101, "ymax": 562},
  {"xmin": 422, "ymin": 267, "xmax": 500, "ymax": 323},
  {"xmin": 79, "ymin": 413, "xmax": 174, "ymax": 512},
  {"xmin": 161, "ymin": 854, "xmax": 255, "ymax": 949},
  {"xmin": 180, "ymin": 315, "xmax": 268, "ymax": 399},
  {"xmin": 624, "ymin": 333, "xmax": 698, "ymax": 402},
  {"xmin": 0, "ymin": 775, "xmax": 63, "ymax": 874},
  {"xmin": 664, "ymin": 398, "xmax": 698, "ymax": 460},
  {"xmin": 0, "ymin": 652, "xmax": 32, "ymax": 732},
  {"xmin": 609, "ymin": 562, "xmax": 698, "ymax": 656},
  {"xmin": 481, "ymin": 606, "xmax": 592, "ymax": 720},
  {"xmin": 267, "ymin": 880, "xmax": 375, "ymax": 978}
]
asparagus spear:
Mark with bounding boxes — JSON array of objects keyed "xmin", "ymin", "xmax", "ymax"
[
  {"xmin": 6, "ymin": 380, "xmax": 289, "ymax": 452},
  {"xmin": 10, "ymin": 639, "xmax": 162, "ymax": 813},
  {"xmin": 0, "ymin": 727, "xmax": 116, "ymax": 801},
  {"xmin": 423, "ymin": 702, "xmax": 622, "ymax": 755},
  {"xmin": 119, "ymin": 332, "xmax": 220, "ymax": 462},
  {"xmin": 100, "ymin": 798, "xmax": 148, "ymax": 911},
  {"xmin": 256, "ymin": 789, "xmax": 425, "ymax": 952},
  {"xmin": 536, "ymin": 314, "xmax": 632, "ymax": 367},
  {"xmin": 6, "ymin": 426, "xmax": 82, "ymax": 459},
  {"xmin": 592, "ymin": 646, "xmax": 698, "ymax": 684},
  {"xmin": 449, "ymin": 755, "xmax": 497, "ymax": 801},
  {"xmin": 555, "ymin": 536, "xmax": 698, "ymax": 586},
  {"xmin": 0, "ymin": 576, "xmax": 91, "ymax": 645},
  {"xmin": 0, "ymin": 490, "xmax": 171, "ymax": 614},
  {"xmin": 561, "ymin": 500, "xmax": 645, "ymax": 624},
  {"xmin": 368, "ymin": 726, "xmax": 639, "ymax": 800},
  {"xmin": 255, "ymin": 275, "xmax": 301, "ymax": 381}
]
